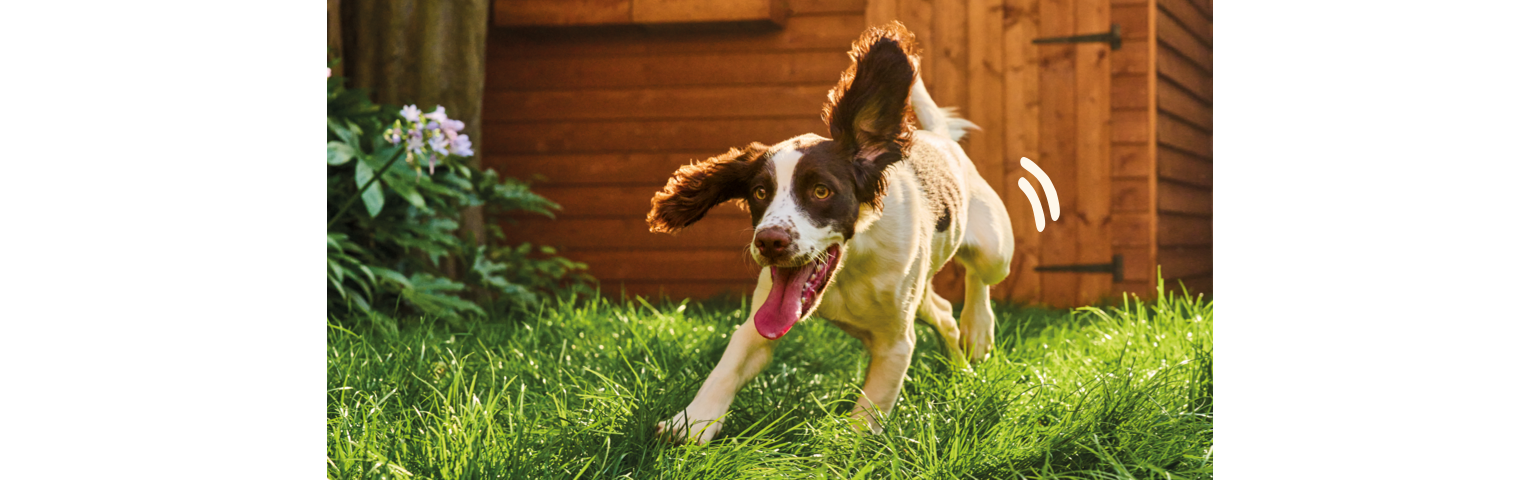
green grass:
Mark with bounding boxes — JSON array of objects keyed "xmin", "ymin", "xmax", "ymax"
[{"xmin": 328, "ymin": 281, "xmax": 1213, "ymax": 479}]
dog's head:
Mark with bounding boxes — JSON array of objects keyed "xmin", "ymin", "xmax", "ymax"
[{"xmin": 645, "ymin": 22, "xmax": 919, "ymax": 339}]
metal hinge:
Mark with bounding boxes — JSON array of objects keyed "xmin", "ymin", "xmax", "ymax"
[
  {"xmin": 1034, "ymin": 254, "xmax": 1124, "ymax": 283},
  {"xmin": 1032, "ymin": 24, "xmax": 1122, "ymax": 51}
]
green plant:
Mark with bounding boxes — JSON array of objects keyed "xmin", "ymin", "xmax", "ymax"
[{"xmin": 326, "ymin": 69, "xmax": 592, "ymax": 327}]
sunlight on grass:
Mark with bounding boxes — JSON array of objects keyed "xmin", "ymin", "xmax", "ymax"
[{"xmin": 328, "ymin": 282, "xmax": 1212, "ymax": 479}]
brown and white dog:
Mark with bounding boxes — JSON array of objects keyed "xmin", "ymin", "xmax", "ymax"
[{"xmin": 645, "ymin": 22, "xmax": 1013, "ymax": 444}]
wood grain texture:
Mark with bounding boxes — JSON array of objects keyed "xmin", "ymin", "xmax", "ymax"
[
  {"xmin": 570, "ymin": 249, "xmax": 760, "ymax": 281},
  {"xmin": 1037, "ymin": 0, "xmax": 1078, "ymax": 306},
  {"xmin": 968, "ymin": 0, "xmax": 1006, "ymax": 195},
  {"xmin": 485, "ymin": 51, "xmax": 850, "ymax": 90},
  {"xmin": 1111, "ymin": 143, "xmax": 1150, "ymax": 177},
  {"xmin": 1156, "ymin": 245, "xmax": 1211, "ymax": 278},
  {"xmin": 1078, "ymin": 0, "xmax": 1114, "ymax": 303},
  {"xmin": 1156, "ymin": 113, "xmax": 1211, "ymax": 157},
  {"xmin": 481, "ymin": 117, "xmax": 827, "ymax": 154},
  {"xmin": 1155, "ymin": 79, "xmax": 1212, "ymax": 130},
  {"xmin": 1155, "ymin": 147, "xmax": 1211, "ymax": 187},
  {"xmin": 1155, "ymin": 44, "xmax": 1211, "ymax": 102},
  {"xmin": 1156, "ymin": 213, "xmax": 1211, "ymax": 247},
  {"xmin": 495, "ymin": 0, "xmax": 631, "ymax": 27},
  {"xmin": 1157, "ymin": 0, "xmax": 1210, "ymax": 45},
  {"xmin": 1155, "ymin": 10, "xmax": 1211, "ymax": 72},
  {"xmin": 485, "ymin": 13, "xmax": 865, "ymax": 58},
  {"xmin": 1156, "ymin": 179, "xmax": 1211, "ymax": 215},
  {"xmin": 999, "ymin": 0, "xmax": 1043, "ymax": 302},
  {"xmin": 484, "ymin": 84, "xmax": 831, "ymax": 121},
  {"xmin": 501, "ymin": 214, "xmax": 755, "ymax": 250},
  {"xmin": 633, "ymin": 0, "xmax": 788, "ymax": 25}
]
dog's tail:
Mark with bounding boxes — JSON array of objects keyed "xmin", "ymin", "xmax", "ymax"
[{"xmin": 910, "ymin": 76, "xmax": 978, "ymax": 142}]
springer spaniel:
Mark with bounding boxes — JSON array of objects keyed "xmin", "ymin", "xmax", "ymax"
[{"xmin": 645, "ymin": 22, "xmax": 1014, "ymax": 444}]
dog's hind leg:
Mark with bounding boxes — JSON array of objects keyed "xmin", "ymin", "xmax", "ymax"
[
  {"xmin": 915, "ymin": 286, "xmax": 967, "ymax": 365},
  {"xmin": 953, "ymin": 182, "xmax": 1014, "ymax": 362}
]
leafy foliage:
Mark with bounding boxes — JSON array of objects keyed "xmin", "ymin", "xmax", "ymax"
[{"xmin": 327, "ymin": 70, "xmax": 592, "ymax": 327}]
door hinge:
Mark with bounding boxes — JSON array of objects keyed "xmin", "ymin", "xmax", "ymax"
[
  {"xmin": 1034, "ymin": 254, "xmax": 1124, "ymax": 283},
  {"xmin": 1032, "ymin": 24, "xmax": 1122, "ymax": 51}
]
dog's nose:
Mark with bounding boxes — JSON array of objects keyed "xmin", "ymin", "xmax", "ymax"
[{"xmin": 754, "ymin": 228, "xmax": 792, "ymax": 259}]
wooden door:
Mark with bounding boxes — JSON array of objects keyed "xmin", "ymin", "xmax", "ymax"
[{"xmin": 872, "ymin": 0, "xmax": 1153, "ymax": 308}]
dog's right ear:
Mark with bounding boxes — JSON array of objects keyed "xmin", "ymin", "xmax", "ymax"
[{"xmin": 647, "ymin": 143, "xmax": 768, "ymax": 234}]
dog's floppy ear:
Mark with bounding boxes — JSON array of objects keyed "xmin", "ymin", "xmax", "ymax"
[
  {"xmin": 822, "ymin": 21, "xmax": 918, "ymax": 209},
  {"xmin": 647, "ymin": 143, "xmax": 769, "ymax": 234}
]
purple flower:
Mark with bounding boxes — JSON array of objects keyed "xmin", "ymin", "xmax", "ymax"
[
  {"xmin": 450, "ymin": 135, "xmax": 473, "ymax": 157},
  {"xmin": 424, "ymin": 105, "xmax": 448, "ymax": 123},
  {"xmin": 400, "ymin": 105, "xmax": 422, "ymax": 122},
  {"xmin": 442, "ymin": 119, "xmax": 465, "ymax": 132},
  {"xmin": 428, "ymin": 133, "xmax": 449, "ymax": 156},
  {"xmin": 405, "ymin": 136, "xmax": 424, "ymax": 155}
]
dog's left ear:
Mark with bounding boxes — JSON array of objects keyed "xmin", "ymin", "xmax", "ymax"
[{"xmin": 823, "ymin": 21, "xmax": 918, "ymax": 208}]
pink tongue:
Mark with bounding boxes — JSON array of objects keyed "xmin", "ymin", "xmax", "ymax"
[{"xmin": 754, "ymin": 264, "xmax": 817, "ymax": 339}]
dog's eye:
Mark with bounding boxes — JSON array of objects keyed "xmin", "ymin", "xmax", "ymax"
[
  {"xmin": 754, "ymin": 186, "xmax": 767, "ymax": 200},
  {"xmin": 812, "ymin": 185, "xmax": 831, "ymax": 199}
]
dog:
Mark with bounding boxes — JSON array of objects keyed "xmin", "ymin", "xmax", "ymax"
[{"xmin": 645, "ymin": 21, "xmax": 1014, "ymax": 445}]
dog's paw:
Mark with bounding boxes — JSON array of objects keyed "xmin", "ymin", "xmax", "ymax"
[
  {"xmin": 655, "ymin": 410, "xmax": 723, "ymax": 445},
  {"xmin": 958, "ymin": 325, "xmax": 994, "ymax": 362}
]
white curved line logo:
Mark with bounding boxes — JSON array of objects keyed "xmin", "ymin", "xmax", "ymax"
[{"xmin": 1015, "ymin": 157, "xmax": 1060, "ymax": 232}]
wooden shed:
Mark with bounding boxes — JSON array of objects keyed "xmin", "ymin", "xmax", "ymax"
[{"xmin": 482, "ymin": 0, "xmax": 1211, "ymax": 307}]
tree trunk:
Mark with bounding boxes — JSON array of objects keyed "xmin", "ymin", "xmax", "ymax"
[{"xmin": 334, "ymin": 0, "xmax": 492, "ymax": 278}]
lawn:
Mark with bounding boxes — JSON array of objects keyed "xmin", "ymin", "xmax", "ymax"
[{"xmin": 327, "ymin": 281, "xmax": 1213, "ymax": 479}]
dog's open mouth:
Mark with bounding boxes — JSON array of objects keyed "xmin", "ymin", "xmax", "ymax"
[{"xmin": 753, "ymin": 244, "xmax": 841, "ymax": 339}]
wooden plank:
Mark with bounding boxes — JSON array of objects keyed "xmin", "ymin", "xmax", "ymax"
[
  {"xmin": 788, "ymin": 0, "xmax": 866, "ymax": 15},
  {"xmin": 1156, "ymin": 10, "xmax": 1211, "ymax": 72},
  {"xmin": 1156, "ymin": 246, "xmax": 1211, "ymax": 278},
  {"xmin": 1111, "ymin": 109, "xmax": 1149, "ymax": 143},
  {"xmin": 569, "ymin": 249, "xmax": 761, "ymax": 281},
  {"xmin": 1156, "ymin": 179, "xmax": 1212, "ymax": 215},
  {"xmin": 527, "ymin": 185, "xmax": 757, "ymax": 217},
  {"xmin": 899, "ymin": 0, "xmax": 935, "ymax": 86},
  {"xmin": 484, "ymin": 51, "xmax": 850, "ymax": 91},
  {"xmin": 999, "ymin": 0, "xmax": 1043, "ymax": 303},
  {"xmin": 1156, "ymin": 0, "xmax": 1211, "ymax": 45},
  {"xmin": 1187, "ymin": 0, "xmax": 1211, "ymax": 22},
  {"xmin": 633, "ymin": 0, "xmax": 788, "ymax": 25},
  {"xmin": 1078, "ymin": 0, "xmax": 1114, "ymax": 306},
  {"xmin": 1155, "ymin": 79, "xmax": 1212, "ymax": 131},
  {"xmin": 495, "ymin": 0, "xmax": 631, "ymax": 27},
  {"xmin": 1037, "ymin": 0, "xmax": 1078, "ymax": 307},
  {"xmin": 866, "ymin": 0, "xmax": 899, "ymax": 25},
  {"xmin": 1111, "ymin": 39, "xmax": 1148, "ymax": 75},
  {"xmin": 1155, "ymin": 146, "xmax": 1211, "ymax": 187},
  {"xmin": 968, "ymin": 0, "xmax": 1006, "ymax": 194},
  {"xmin": 1113, "ymin": 244, "xmax": 1151, "ymax": 282},
  {"xmin": 601, "ymin": 280, "xmax": 757, "ymax": 301},
  {"xmin": 481, "ymin": 117, "xmax": 827, "ymax": 154},
  {"xmin": 501, "ymin": 213, "xmax": 755, "ymax": 250},
  {"xmin": 1110, "ymin": 4, "xmax": 1148, "ymax": 39},
  {"xmin": 1156, "ymin": 113, "xmax": 1212, "ymax": 157},
  {"xmin": 1110, "ymin": 212, "xmax": 1150, "ymax": 246},
  {"xmin": 1111, "ymin": 74, "xmax": 1148, "ymax": 109},
  {"xmin": 1155, "ymin": 45, "xmax": 1211, "ymax": 102},
  {"xmin": 1156, "ymin": 213, "xmax": 1211, "ymax": 246},
  {"xmin": 484, "ymin": 13, "xmax": 866, "ymax": 58},
  {"xmin": 1110, "ymin": 178, "xmax": 1148, "ymax": 213},
  {"xmin": 485, "ymin": 85, "xmax": 830, "ymax": 121},
  {"xmin": 1111, "ymin": 143, "xmax": 1150, "ymax": 177},
  {"xmin": 485, "ymin": 152, "xmax": 718, "ymax": 185},
  {"xmin": 929, "ymin": 0, "xmax": 968, "ymax": 116},
  {"xmin": 1167, "ymin": 274, "xmax": 1210, "ymax": 298},
  {"xmin": 1112, "ymin": 280, "xmax": 1151, "ymax": 300}
]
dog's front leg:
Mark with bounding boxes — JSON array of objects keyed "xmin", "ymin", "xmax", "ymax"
[
  {"xmin": 849, "ymin": 326, "xmax": 916, "ymax": 435},
  {"xmin": 656, "ymin": 268, "xmax": 778, "ymax": 445}
]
